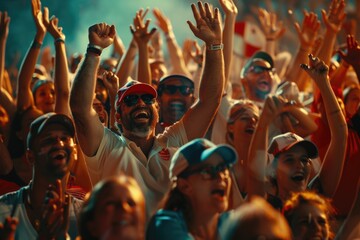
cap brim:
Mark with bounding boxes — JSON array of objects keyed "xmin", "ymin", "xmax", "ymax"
[
  {"xmin": 38, "ymin": 114, "xmax": 75, "ymax": 138},
  {"xmin": 118, "ymin": 83, "xmax": 157, "ymax": 104},
  {"xmin": 285, "ymin": 140, "xmax": 318, "ymax": 159},
  {"xmin": 201, "ymin": 145, "xmax": 238, "ymax": 165}
]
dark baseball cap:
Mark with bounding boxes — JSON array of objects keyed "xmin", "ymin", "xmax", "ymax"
[
  {"xmin": 240, "ymin": 51, "xmax": 274, "ymax": 78},
  {"xmin": 27, "ymin": 113, "xmax": 75, "ymax": 149}
]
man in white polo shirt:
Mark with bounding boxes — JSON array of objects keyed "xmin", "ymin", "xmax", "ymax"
[{"xmin": 70, "ymin": 2, "xmax": 225, "ymax": 216}]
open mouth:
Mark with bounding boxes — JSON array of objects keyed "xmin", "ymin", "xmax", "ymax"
[
  {"xmin": 50, "ymin": 150, "xmax": 68, "ymax": 162},
  {"xmin": 291, "ymin": 173, "xmax": 305, "ymax": 182},
  {"xmin": 133, "ymin": 109, "xmax": 150, "ymax": 120},
  {"xmin": 245, "ymin": 127, "xmax": 254, "ymax": 134},
  {"xmin": 211, "ymin": 189, "xmax": 226, "ymax": 197}
]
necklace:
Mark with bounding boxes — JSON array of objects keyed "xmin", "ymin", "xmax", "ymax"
[{"xmin": 25, "ymin": 188, "xmax": 41, "ymax": 231}]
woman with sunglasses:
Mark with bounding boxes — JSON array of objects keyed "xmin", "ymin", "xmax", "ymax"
[
  {"xmin": 146, "ymin": 138, "xmax": 237, "ymax": 240},
  {"xmin": 246, "ymin": 55, "xmax": 347, "ymax": 210}
]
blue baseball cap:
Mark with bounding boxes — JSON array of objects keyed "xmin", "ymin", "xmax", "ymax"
[{"xmin": 169, "ymin": 138, "xmax": 237, "ymax": 180}]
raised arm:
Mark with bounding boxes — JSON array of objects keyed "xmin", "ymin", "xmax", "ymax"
[
  {"xmin": 246, "ymin": 95, "xmax": 286, "ymax": 198},
  {"xmin": 182, "ymin": 2, "xmax": 224, "ymax": 141},
  {"xmin": 338, "ymin": 35, "xmax": 360, "ymax": 82},
  {"xmin": 317, "ymin": 0, "xmax": 346, "ymax": 66},
  {"xmin": 17, "ymin": 0, "xmax": 47, "ymax": 110},
  {"xmin": 70, "ymin": 23, "xmax": 116, "ymax": 156},
  {"xmin": 258, "ymin": 8, "xmax": 286, "ymax": 59},
  {"xmin": 301, "ymin": 55, "xmax": 348, "ymax": 198},
  {"xmin": 153, "ymin": 8, "xmax": 191, "ymax": 77},
  {"xmin": 101, "ymin": 71, "xmax": 119, "ymax": 130},
  {"xmin": 0, "ymin": 11, "xmax": 10, "ymax": 93},
  {"xmin": 286, "ymin": 10, "xmax": 320, "ymax": 92},
  {"xmin": 130, "ymin": 11, "xmax": 156, "ymax": 85},
  {"xmin": 219, "ymin": 0, "xmax": 238, "ymax": 89},
  {"xmin": 45, "ymin": 15, "xmax": 70, "ymax": 116}
]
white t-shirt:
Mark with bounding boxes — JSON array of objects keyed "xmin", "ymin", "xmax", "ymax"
[
  {"xmin": 0, "ymin": 186, "xmax": 82, "ymax": 240},
  {"xmin": 85, "ymin": 120, "xmax": 188, "ymax": 217}
]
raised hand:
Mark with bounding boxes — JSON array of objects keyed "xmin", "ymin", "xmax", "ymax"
[
  {"xmin": 301, "ymin": 54, "xmax": 329, "ymax": 86},
  {"xmin": 102, "ymin": 71, "xmax": 119, "ymax": 97},
  {"xmin": 258, "ymin": 8, "xmax": 286, "ymax": 41},
  {"xmin": 321, "ymin": 0, "xmax": 346, "ymax": 33},
  {"xmin": 187, "ymin": 2, "xmax": 222, "ymax": 45},
  {"xmin": 46, "ymin": 15, "xmax": 65, "ymax": 40},
  {"xmin": 38, "ymin": 180, "xmax": 70, "ymax": 240},
  {"xmin": 152, "ymin": 8, "xmax": 172, "ymax": 34},
  {"xmin": 0, "ymin": 11, "xmax": 10, "ymax": 41},
  {"xmin": 262, "ymin": 95, "xmax": 288, "ymax": 122},
  {"xmin": 88, "ymin": 23, "xmax": 116, "ymax": 49},
  {"xmin": 294, "ymin": 10, "xmax": 321, "ymax": 49},
  {"xmin": 219, "ymin": 0, "xmax": 238, "ymax": 16},
  {"xmin": 31, "ymin": 0, "xmax": 47, "ymax": 37},
  {"xmin": 130, "ymin": 11, "xmax": 157, "ymax": 47},
  {"xmin": 338, "ymin": 35, "xmax": 360, "ymax": 67}
]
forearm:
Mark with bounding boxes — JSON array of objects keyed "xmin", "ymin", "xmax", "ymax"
[
  {"xmin": 285, "ymin": 106, "xmax": 318, "ymax": 137},
  {"xmin": 116, "ymin": 41, "xmax": 137, "ymax": 87},
  {"xmin": 286, "ymin": 48, "xmax": 310, "ymax": 90},
  {"xmin": 199, "ymin": 48, "xmax": 224, "ymax": 105},
  {"xmin": 70, "ymin": 53, "xmax": 100, "ymax": 115},
  {"xmin": 17, "ymin": 36, "xmax": 44, "ymax": 109},
  {"xmin": 223, "ymin": 13, "xmax": 236, "ymax": 86},
  {"xmin": 246, "ymin": 116, "xmax": 270, "ymax": 197},
  {"xmin": 318, "ymin": 79, "xmax": 348, "ymax": 197},
  {"xmin": 166, "ymin": 31, "xmax": 191, "ymax": 76},
  {"xmin": 136, "ymin": 44, "xmax": 151, "ymax": 84},
  {"xmin": 54, "ymin": 40, "xmax": 71, "ymax": 116},
  {"xmin": 265, "ymin": 39, "xmax": 276, "ymax": 58},
  {"xmin": 317, "ymin": 30, "xmax": 337, "ymax": 66},
  {"xmin": 0, "ymin": 39, "xmax": 6, "ymax": 89}
]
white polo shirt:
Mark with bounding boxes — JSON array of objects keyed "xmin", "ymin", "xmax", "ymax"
[{"xmin": 85, "ymin": 120, "xmax": 188, "ymax": 216}]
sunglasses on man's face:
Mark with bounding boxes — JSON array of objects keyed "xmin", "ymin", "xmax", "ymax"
[
  {"xmin": 159, "ymin": 85, "xmax": 194, "ymax": 96},
  {"xmin": 248, "ymin": 65, "xmax": 275, "ymax": 74},
  {"xmin": 123, "ymin": 94, "xmax": 155, "ymax": 107}
]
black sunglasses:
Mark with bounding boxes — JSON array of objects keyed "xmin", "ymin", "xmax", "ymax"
[
  {"xmin": 123, "ymin": 94, "xmax": 155, "ymax": 107},
  {"xmin": 158, "ymin": 85, "xmax": 194, "ymax": 96},
  {"xmin": 248, "ymin": 65, "xmax": 275, "ymax": 74}
]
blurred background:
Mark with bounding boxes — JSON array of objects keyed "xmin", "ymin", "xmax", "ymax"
[{"xmin": 1, "ymin": 0, "xmax": 358, "ymax": 68}]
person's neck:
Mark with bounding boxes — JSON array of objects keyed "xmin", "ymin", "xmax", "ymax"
[
  {"xmin": 188, "ymin": 212, "xmax": 220, "ymax": 240},
  {"xmin": 123, "ymin": 132, "xmax": 156, "ymax": 158}
]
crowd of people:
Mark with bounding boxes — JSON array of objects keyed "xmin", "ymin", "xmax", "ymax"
[{"xmin": 0, "ymin": 0, "xmax": 359, "ymax": 239}]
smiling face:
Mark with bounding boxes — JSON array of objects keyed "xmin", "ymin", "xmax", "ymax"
[
  {"xmin": 86, "ymin": 177, "xmax": 146, "ymax": 240},
  {"xmin": 34, "ymin": 82, "xmax": 55, "ymax": 113},
  {"xmin": 158, "ymin": 78, "xmax": 195, "ymax": 124},
  {"xmin": 242, "ymin": 60, "xmax": 275, "ymax": 102},
  {"xmin": 227, "ymin": 103, "xmax": 259, "ymax": 148},
  {"xmin": 29, "ymin": 124, "xmax": 76, "ymax": 180},
  {"xmin": 116, "ymin": 92, "xmax": 159, "ymax": 138},
  {"xmin": 275, "ymin": 145, "xmax": 312, "ymax": 200},
  {"xmin": 290, "ymin": 203, "xmax": 330, "ymax": 240},
  {"xmin": 179, "ymin": 153, "xmax": 232, "ymax": 214}
]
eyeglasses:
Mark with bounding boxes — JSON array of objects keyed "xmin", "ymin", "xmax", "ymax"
[
  {"xmin": 158, "ymin": 85, "xmax": 194, "ymax": 96},
  {"xmin": 180, "ymin": 163, "xmax": 231, "ymax": 180},
  {"xmin": 123, "ymin": 94, "xmax": 155, "ymax": 107},
  {"xmin": 248, "ymin": 65, "xmax": 275, "ymax": 74}
]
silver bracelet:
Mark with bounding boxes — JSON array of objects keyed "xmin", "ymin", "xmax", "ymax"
[{"xmin": 207, "ymin": 43, "xmax": 223, "ymax": 51}]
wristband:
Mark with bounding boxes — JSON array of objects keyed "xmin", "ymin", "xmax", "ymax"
[
  {"xmin": 87, "ymin": 44, "xmax": 103, "ymax": 56},
  {"xmin": 55, "ymin": 37, "xmax": 65, "ymax": 44},
  {"xmin": 31, "ymin": 40, "xmax": 42, "ymax": 49},
  {"xmin": 207, "ymin": 43, "xmax": 223, "ymax": 51}
]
